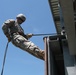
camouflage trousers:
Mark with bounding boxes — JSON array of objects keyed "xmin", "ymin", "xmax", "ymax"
[{"xmin": 11, "ymin": 34, "xmax": 44, "ymax": 60}]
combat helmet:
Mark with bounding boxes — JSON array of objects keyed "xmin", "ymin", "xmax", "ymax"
[{"xmin": 16, "ymin": 14, "xmax": 26, "ymax": 22}]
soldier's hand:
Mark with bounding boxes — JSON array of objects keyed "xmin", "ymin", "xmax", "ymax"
[
  {"xmin": 27, "ymin": 33, "xmax": 33, "ymax": 38},
  {"xmin": 8, "ymin": 37, "xmax": 11, "ymax": 42},
  {"xmin": 6, "ymin": 34, "xmax": 11, "ymax": 42}
]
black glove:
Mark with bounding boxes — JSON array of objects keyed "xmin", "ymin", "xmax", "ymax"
[
  {"xmin": 8, "ymin": 37, "xmax": 11, "ymax": 42},
  {"xmin": 6, "ymin": 34, "xmax": 11, "ymax": 42}
]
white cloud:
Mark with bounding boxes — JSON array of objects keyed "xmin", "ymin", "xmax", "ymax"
[{"xmin": 33, "ymin": 27, "xmax": 41, "ymax": 33}]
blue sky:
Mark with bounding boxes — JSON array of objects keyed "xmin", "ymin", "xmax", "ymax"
[{"xmin": 0, "ymin": 0, "xmax": 56, "ymax": 75}]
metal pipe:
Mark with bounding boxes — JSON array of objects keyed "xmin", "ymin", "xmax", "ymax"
[{"xmin": 44, "ymin": 37, "xmax": 48, "ymax": 75}]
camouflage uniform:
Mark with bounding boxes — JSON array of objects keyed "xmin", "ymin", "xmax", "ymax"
[{"xmin": 2, "ymin": 19, "xmax": 44, "ymax": 60}]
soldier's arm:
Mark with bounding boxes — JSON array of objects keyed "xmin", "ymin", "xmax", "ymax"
[{"xmin": 2, "ymin": 19, "xmax": 15, "ymax": 39}]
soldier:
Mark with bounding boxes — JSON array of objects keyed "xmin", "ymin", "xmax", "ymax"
[{"xmin": 2, "ymin": 14, "xmax": 45, "ymax": 60}]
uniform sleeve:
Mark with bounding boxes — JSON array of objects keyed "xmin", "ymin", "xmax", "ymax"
[{"xmin": 2, "ymin": 19, "xmax": 15, "ymax": 38}]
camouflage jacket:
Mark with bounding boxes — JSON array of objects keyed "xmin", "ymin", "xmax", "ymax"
[{"xmin": 2, "ymin": 19, "xmax": 24, "ymax": 38}]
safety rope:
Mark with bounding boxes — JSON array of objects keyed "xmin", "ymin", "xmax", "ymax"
[
  {"xmin": 1, "ymin": 42, "xmax": 9, "ymax": 75},
  {"xmin": 32, "ymin": 33, "xmax": 60, "ymax": 36}
]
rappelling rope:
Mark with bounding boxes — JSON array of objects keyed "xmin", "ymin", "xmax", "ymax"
[
  {"xmin": 1, "ymin": 42, "xmax": 9, "ymax": 75},
  {"xmin": 32, "ymin": 33, "xmax": 60, "ymax": 36}
]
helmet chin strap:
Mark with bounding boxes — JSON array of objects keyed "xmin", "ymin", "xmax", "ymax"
[{"xmin": 16, "ymin": 18, "xmax": 23, "ymax": 24}]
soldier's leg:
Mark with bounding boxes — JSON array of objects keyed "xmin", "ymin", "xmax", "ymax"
[{"xmin": 12, "ymin": 34, "xmax": 45, "ymax": 60}]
